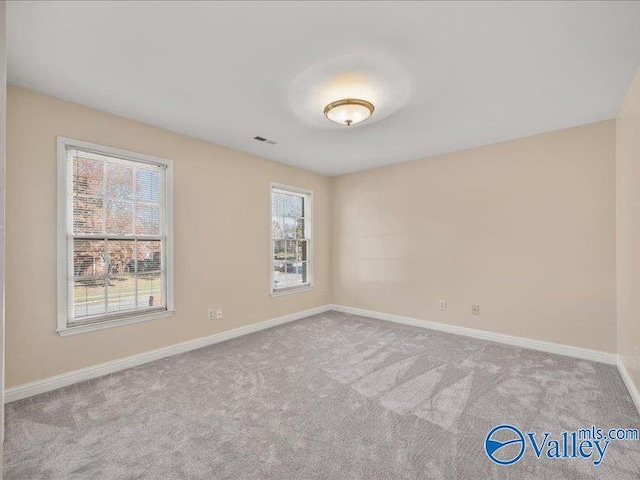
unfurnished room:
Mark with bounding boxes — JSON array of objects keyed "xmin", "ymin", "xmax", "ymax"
[{"xmin": 0, "ymin": 1, "xmax": 639, "ymax": 479}]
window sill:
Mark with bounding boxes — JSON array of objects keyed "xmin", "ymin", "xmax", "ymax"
[
  {"xmin": 270, "ymin": 285, "xmax": 314, "ymax": 297},
  {"xmin": 57, "ymin": 309, "xmax": 175, "ymax": 337}
]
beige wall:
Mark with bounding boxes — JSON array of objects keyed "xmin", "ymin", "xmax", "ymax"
[
  {"xmin": 617, "ymin": 67, "xmax": 640, "ymax": 391},
  {"xmin": 332, "ymin": 120, "xmax": 617, "ymax": 353},
  {"xmin": 5, "ymin": 86, "xmax": 331, "ymax": 388}
]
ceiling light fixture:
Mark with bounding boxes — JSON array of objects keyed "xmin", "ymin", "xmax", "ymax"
[{"xmin": 324, "ymin": 98, "xmax": 375, "ymax": 126}]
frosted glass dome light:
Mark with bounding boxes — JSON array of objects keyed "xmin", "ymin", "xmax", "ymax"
[{"xmin": 324, "ymin": 98, "xmax": 374, "ymax": 126}]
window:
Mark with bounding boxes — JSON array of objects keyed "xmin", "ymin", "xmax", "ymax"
[
  {"xmin": 270, "ymin": 183, "xmax": 313, "ymax": 295},
  {"xmin": 57, "ymin": 137, "xmax": 174, "ymax": 335}
]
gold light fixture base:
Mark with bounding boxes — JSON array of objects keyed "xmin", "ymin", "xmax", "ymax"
[{"xmin": 324, "ymin": 98, "xmax": 375, "ymax": 126}]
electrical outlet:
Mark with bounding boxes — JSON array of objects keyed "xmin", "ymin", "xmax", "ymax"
[
  {"xmin": 471, "ymin": 305, "xmax": 480, "ymax": 316},
  {"xmin": 438, "ymin": 300, "xmax": 447, "ymax": 311},
  {"xmin": 216, "ymin": 309, "xmax": 223, "ymax": 320},
  {"xmin": 207, "ymin": 309, "xmax": 215, "ymax": 320}
]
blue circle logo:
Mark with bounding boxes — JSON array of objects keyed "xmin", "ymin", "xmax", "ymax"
[{"xmin": 485, "ymin": 424, "xmax": 526, "ymax": 466}]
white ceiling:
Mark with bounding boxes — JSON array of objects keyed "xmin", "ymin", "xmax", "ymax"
[{"xmin": 7, "ymin": 1, "xmax": 640, "ymax": 176}]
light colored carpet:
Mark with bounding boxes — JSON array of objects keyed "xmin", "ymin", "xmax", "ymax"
[{"xmin": 4, "ymin": 311, "xmax": 640, "ymax": 479}]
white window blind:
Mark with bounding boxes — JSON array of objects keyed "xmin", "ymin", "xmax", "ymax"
[
  {"xmin": 58, "ymin": 138, "xmax": 174, "ymax": 333},
  {"xmin": 271, "ymin": 184, "xmax": 312, "ymax": 294}
]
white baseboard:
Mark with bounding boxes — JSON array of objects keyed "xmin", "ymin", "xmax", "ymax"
[
  {"xmin": 5, "ymin": 303, "xmax": 623, "ymax": 405},
  {"xmin": 617, "ymin": 356, "xmax": 640, "ymax": 415},
  {"xmin": 5, "ymin": 304, "xmax": 331, "ymax": 403},
  {"xmin": 330, "ymin": 304, "xmax": 617, "ymax": 365}
]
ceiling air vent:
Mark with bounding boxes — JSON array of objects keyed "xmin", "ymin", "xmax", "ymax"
[{"xmin": 253, "ymin": 136, "xmax": 277, "ymax": 145}]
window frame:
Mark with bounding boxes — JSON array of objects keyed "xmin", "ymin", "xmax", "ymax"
[
  {"xmin": 56, "ymin": 137, "xmax": 175, "ymax": 336},
  {"xmin": 269, "ymin": 182, "xmax": 314, "ymax": 297}
]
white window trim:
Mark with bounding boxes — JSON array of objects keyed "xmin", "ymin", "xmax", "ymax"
[
  {"xmin": 56, "ymin": 137, "xmax": 175, "ymax": 336},
  {"xmin": 269, "ymin": 182, "xmax": 314, "ymax": 297}
]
